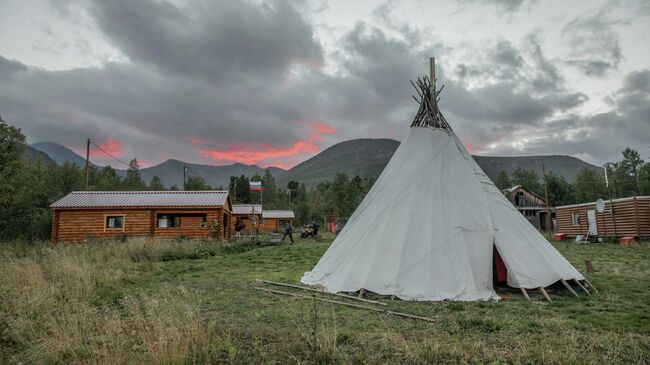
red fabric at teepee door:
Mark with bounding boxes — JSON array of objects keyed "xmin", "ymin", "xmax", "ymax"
[{"xmin": 494, "ymin": 247, "xmax": 507, "ymax": 282}]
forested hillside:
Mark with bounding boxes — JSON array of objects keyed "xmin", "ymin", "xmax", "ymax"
[{"xmin": 3, "ymin": 116, "xmax": 650, "ymax": 240}]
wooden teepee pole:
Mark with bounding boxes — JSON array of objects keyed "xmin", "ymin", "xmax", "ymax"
[{"xmin": 429, "ymin": 57, "xmax": 437, "ymax": 115}]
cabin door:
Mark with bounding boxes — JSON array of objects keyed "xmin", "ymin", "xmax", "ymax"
[
  {"xmin": 223, "ymin": 213, "xmax": 230, "ymax": 240},
  {"xmin": 587, "ymin": 209, "xmax": 598, "ymax": 236}
]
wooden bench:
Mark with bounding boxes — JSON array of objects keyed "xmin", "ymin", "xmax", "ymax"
[{"xmin": 269, "ymin": 233, "xmax": 283, "ymax": 244}]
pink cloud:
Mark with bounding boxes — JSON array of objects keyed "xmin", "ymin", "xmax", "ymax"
[
  {"xmin": 191, "ymin": 137, "xmax": 205, "ymax": 145},
  {"xmin": 199, "ymin": 120, "xmax": 337, "ymax": 168},
  {"xmin": 308, "ymin": 121, "xmax": 336, "ymax": 135},
  {"xmin": 91, "ymin": 136, "xmax": 124, "ymax": 157},
  {"xmin": 200, "ymin": 134, "xmax": 321, "ymax": 167}
]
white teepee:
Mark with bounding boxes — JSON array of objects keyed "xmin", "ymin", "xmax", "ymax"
[{"xmin": 301, "ymin": 59, "xmax": 585, "ymax": 301}]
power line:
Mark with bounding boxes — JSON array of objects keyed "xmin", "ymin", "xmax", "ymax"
[{"xmin": 89, "ymin": 140, "xmax": 133, "ymax": 169}]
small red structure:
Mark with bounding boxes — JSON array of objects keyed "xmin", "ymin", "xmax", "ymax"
[
  {"xmin": 619, "ymin": 236, "xmax": 637, "ymax": 247},
  {"xmin": 553, "ymin": 233, "xmax": 567, "ymax": 241}
]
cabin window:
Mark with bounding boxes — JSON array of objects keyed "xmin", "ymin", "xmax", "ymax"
[
  {"xmin": 156, "ymin": 213, "xmax": 207, "ymax": 228},
  {"xmin": 105, "ymin": 215, "xmax": 125, "ymax": 230},
  {"xmin": 571, "ymin": 211, "xmax": 580, "ymax": 226}
]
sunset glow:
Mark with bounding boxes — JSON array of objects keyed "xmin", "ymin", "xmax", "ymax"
[
  {"xmin": 91, "ymin": 137, "xmax": 124, "ymax": 157},
  {"xmin": 199, "ymin": 121, "xmax": 336, "ymax": 168}
]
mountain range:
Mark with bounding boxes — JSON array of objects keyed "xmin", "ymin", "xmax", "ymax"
[{"xmin": 27, "ymin": 139, "xmax": 600, "ymax": 189}]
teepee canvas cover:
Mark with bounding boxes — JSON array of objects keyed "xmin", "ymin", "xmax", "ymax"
[{"xmin": 301, "ymin": 59, "xmax": 585, "ymax": 301}]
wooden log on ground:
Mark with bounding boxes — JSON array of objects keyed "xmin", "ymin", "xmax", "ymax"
[
  {"xmin": 539, "ymin": 287, "xmax": 552, "ymax": 302},
  {"xmin": 574, "ymin": 279, "xmax": 591, "ymax": 295},
  {"xmin": 585, "ymin": 260, "xmax": 594, "ymax": 274},
  {"xmin": 254, "ymin": 287, "xmax": 436, "ymax": 322},
  {"xmin": 520, "ymin": 288, "xmax": 531, "ymax": 301},
  {"xmin": 255, "ymin": 280, "xmax": 386, "ymax": 306},
  {"xmin": 560, "ymin": 279, "xmax": 579, "ymax": 297}
]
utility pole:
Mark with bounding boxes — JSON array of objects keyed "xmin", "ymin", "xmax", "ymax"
[
  {"xmin": 604, "ymin": 167, "xmax": 618, "ymax": 238},
  {"xmin": 542, "ymin": 164, "xmax": 552, "ymax": 233},
  {"xmin": 84, "ymin": 138, "xmax": 91, "ymax": 190},
  {"xmin": 183, "ymin": 165, "xmax": 187, "ymax": 190}
]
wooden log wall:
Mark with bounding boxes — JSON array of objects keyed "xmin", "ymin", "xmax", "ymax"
[
  {"xmin": 53, "ymin": 207, "xmax": 231, "ymax": 242},
  {"xmin": 54, "ymin": 209, "xmax": 151, "ymax": 242},
  {"xmin": 259, "ymin": 218, "xmax": 294, "ymax": 233},
  {"xmin": 152, "ymin": 209, "xmax": 222, "ymax": 241},
  {"xmin": 259, "ymin": 218, "xmax": 280, "ymax": 233},
  {"xmin": 556, "ymin": 197, "xmax": 650, "ymax": 238}
]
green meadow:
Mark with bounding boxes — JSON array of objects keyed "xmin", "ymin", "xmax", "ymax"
[{"xmin": 1, "ymin": 237, "xmax": 649, "ymax": 364}]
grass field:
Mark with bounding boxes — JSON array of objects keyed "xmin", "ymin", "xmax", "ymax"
[{"xmin": 1, "ymin": 236, "xmax": 649, "ymax": 364}]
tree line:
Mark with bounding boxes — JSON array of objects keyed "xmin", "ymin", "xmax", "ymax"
[
  {"xmin": 494, "ymin": 147, "xmax": 650, "ymax": 206},
  {"xmin": 2, "ymin": 116, "xmax": 649, "ymax": 241}
]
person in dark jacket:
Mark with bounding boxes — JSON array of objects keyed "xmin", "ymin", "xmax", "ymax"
[
  {"xmin": 311, "ymin": 222, "xmax": 319, "ymax": 238},
  {"xmin": 282, "ymin": 222, "xmax": 294, "ymax": 243},
  {"xmin": 234, "ymin": 217, "xmax": 246, "ymax": 240}
]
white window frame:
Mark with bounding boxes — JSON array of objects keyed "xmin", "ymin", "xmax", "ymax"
[
  {"xmin": 571, "ymin": 211, "xmax": 580, "ymax": 226},
  {"xmin": 104, "ymin": 215, "xmax": 126, "ymax": 232}
]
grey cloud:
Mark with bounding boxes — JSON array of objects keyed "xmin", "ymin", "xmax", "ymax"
[
  {"xmin": 485, "ymin": 69, "xmax": 650, "ymax": 163},
  {"xmin": 459, "ymin": 0, "xmax": 535, "ymax": 13},
  {"xmin": 2, "ymin": 0, "xmax": 645, "ymax": 170},
  {"xmin": 88, "ymin": 0, "xmax": 323, "ymax": 83},
  {"xmin": 525, "ymin": 33, "xmax": 563, "ymax": 93},
  {"xmin": 0, "ymin": 56, "xmax": 27, "ymax": 81},
  {"xmin": 561, "ymin": 12, "xmax": 624, "ymax": 76},
  {"xmin": 442, "ymin": 35, "xmax": 583, "ymax": 125},
  {"xmin": 492, "ymin": 40, "xmax": 524, "ymax": 69},
  {"xmin": 619, "ymin": 69, "xmax": 650, "ymax": 93}
]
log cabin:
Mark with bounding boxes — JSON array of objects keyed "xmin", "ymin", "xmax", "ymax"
[
  {"xmin": 260, "ymin": 210, "xmax": 295, "ymax": 233},
  {"xmin": 50, "ymin": 191, "xmax": 232, "ymax": 243},
  {"xmin": 230, "ymin": 204, "xmax": 263, "ymax": 235},
  {"xmin": 555, "ymin": 196, "xmax": 650, "ymax": 239},
  {"xmin": 502, "ymin": 185, "xmax": 553, "ymax": 231}
]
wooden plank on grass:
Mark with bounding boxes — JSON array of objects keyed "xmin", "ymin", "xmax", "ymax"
[
  {"xmin": 256, "ymin": 279, "xmax": 387, "ymax": 306},
  {"xmin": 254, "ymin": 287, "xmax": 435, "ymax": 322}
]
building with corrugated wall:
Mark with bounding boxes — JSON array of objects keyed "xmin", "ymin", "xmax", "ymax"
[
  {"xmin": 50, "ymin": 191, "xmax": 232, "ymax": 242},
  {"xmin": 555, "ymin": 196, "xmax": 650, "ymax": 239}
]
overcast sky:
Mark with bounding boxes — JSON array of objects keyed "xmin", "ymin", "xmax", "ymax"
[{"xmin": 1, "ymin": 0, "xmax": 649, "ymax": 169}]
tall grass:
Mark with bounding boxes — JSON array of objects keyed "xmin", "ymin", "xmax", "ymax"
[
  {"xmin": 0, "ymin": 239, "xmax": 247, "ymax": 364},
  {"xmin": 1, "ymin": 239, "xmax": 649, "ymax": 363}
]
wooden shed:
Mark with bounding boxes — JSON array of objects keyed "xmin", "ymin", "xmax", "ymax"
[
  {"xmin": 50, "ymin": 191, "xmax": 232, "ymax": 243},
  {"xmin": 502, "ymin": 185, "xmax": 552, "ymax": 230},
  {"xmin": 230, "ymin": 204, "xmax": 263, "ymax": 234},
  {"xmin": 260, "ymin": 210, "xmax": 295, "ymax": 233},
  {"xmin": 556, "ymin": 196, "xmax": 650, "ymax": 239}
]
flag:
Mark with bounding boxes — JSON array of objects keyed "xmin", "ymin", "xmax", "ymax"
[{"xmin": 250, "ymin": 181, "xmax": 262, "ymax": 191}]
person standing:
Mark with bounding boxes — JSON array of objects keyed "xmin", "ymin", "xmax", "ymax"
[
  {"xmin": 282, "ymin": 222, "xmax": 294, "ymax": 244},
  {"xmin": 311, "ymin": 222, "xmax": 319, "ymax": 238},
  {"xmin": 234, "ymin": 217, "xmax": 246, "ymax": 240}
]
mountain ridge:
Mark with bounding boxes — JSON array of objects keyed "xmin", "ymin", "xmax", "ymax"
[
  {"xmin": 29, "ymin": 143, "xmax": 285, "ymax": 188},
  {"xmin": 30, "ymin": 139, "xmax": 599, "ymax": 189}
]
